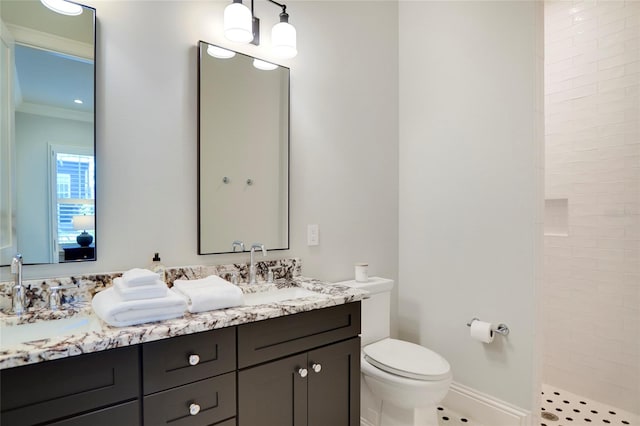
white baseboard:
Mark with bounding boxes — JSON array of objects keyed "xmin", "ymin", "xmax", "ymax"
[{"xmin": 443, "ymin": 382, "xmax": 533, "ymax": 426}]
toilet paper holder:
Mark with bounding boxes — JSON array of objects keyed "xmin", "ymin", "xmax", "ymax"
[{"xmin": 466, "ymin": 317, "xmax": 510, "ymax": 336}]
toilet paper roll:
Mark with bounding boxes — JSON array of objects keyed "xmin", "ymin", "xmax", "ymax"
[{"xmin": 470, "ymin": 320, "xmax": 494, "ymax": 344}]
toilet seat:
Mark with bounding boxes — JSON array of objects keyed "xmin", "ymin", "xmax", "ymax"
[{"xmin": 363, "ymin": 338, "xmax": 451, "ymax": 381}]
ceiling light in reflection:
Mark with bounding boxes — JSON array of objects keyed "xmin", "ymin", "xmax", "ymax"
[
  {"xmin": 41, "ymin": 0, "xmax": 83, "ymax": 16},
  {"xmin": 253, "ymin": 59, "xmax": 278, "ymax": 71},
  {"xmin": 207, "ymin": 45, "xmax": 236, "ymax": 59}
]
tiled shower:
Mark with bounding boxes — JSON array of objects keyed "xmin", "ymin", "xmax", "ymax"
[{"xmin": 543, "ymin": 0, "xmax": 639, "ymax": 423}]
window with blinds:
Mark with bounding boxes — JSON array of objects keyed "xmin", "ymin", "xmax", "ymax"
[{"xmin": 55, "ymin": 152, "xmax": 95, "ymax": 245}]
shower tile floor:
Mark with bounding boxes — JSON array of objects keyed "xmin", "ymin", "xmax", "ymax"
[
  {"xmin": 437, "ymin": 405, "xmax": 483, "ymax": 426},
  {"xmin": 541, "ymin": 384, "xmax": 639, "ymax": 426}
]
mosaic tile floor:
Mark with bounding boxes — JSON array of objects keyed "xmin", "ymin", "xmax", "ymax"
[
  {"xmin": 541, "ymin": 384, "xmax": 639, "ymax": 426},
  {"xmin": 438, "ymin": 405, "xmax": 483, "ymax": 426}
]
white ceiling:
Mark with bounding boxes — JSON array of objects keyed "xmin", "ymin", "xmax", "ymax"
[{"xmin": 14, "ymin": 43, "xmax": 94, "ymax": 114}]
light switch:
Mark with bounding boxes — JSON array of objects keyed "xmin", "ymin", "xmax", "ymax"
[{"xmin": 307, "ymin": 224, "xmax": 319, "ymax": 246}]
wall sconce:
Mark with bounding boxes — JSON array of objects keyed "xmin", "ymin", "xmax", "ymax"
[
  {"xmin": 72, "ymin": 214, "xmax": 95, "ymax": 247},
  {"xmin": 223, "ymin": 0, "xmax": 297, "ymax": 59}
]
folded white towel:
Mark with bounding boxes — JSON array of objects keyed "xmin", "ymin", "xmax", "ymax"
[
  {"xmin": 92, "ymin": 287, "xmax": 186, "ymax": 327},
  {"xmin": 121, "ymin": 268, "xmax": 160, "ymax": 286},
  {"xmin": 172, "ymin": 275, "xmax": 244, "ymax": 313},
  {"xmin": 113, "ymin": 277, "xmax": 167, "ymax": 301}
]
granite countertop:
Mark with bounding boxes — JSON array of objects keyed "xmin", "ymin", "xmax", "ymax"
[{"xmin": 0, "ymin": 277, "xmax": 367, "ymax": 370}]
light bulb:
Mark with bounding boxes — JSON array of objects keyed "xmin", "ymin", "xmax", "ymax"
[
  {"xmin": 207, "ymin": 45, "xmax": 236, "ymax": 59},
  {"xmin": 272, "ymin": 13, "xmax": 297, "ymax": 59},
  {"xmin": 41, "ymin": 0, "xmax": 83, "ymax": 16},
  {"xmin": 253, "ymin": 59, "xmax": 278, "ymax": 71},
  {"xmin": 224, "ymin": 1, "xmax": 253, "ymax": 44}
]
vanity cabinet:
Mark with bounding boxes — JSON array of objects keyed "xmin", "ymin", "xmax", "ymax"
[
  {"xmin": 237, "ymin": 303, "xmax": 361, "ymax": 426},
  {"xmin": 0, "ymin": 346, "xmax": 140, "ymax": 426},
  {"xmin": 0, "ymin": 302, "xmax": 361, "ymax": 426},
  {"xmin": 141, "ymin": 327, "xmax": 237, "ymax": 426}
]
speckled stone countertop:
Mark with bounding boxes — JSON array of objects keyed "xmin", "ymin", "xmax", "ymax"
[{"xmin": 0, "ymin": 270, "xmax": 366, "ymax": 370}]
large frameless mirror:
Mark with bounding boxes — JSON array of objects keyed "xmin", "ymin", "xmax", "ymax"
[
  {"xmin": 0, "ymin": 0, "xmax": 96, "ymax": 265},
  {"xmin": 198, "ymin": 41, "xmax": 289, "ymax": 254}
]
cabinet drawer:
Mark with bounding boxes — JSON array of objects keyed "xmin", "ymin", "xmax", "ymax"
[
  {"xmin": 143, "ymin": 327, "xmax": 235, "ymax": 394},
  {"xmin": 144, "ymin": 372, "xmax": 236, "ymax": 426},
  {"xmin": 215, "ymin": 419, "xmax": 236, "ymax": 426},
  {"xmin": 0, "ymin": 346, "xmax": 139, "ymax": 426},
  {"xmin": 238, "ymin": 302, "xmax": 360, "ymax": 368},
  {"xmin": 48, "ymin": 401, "xmax": 140, "ymax": 426}
]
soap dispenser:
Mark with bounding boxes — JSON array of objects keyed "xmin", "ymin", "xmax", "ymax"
[{"xmin": 150, "ymin": 252, "xmax": 166, "ymax": 283}]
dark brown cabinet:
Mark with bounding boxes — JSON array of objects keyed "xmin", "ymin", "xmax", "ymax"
[
  {"xmin": 140, "ymin": 328, "xmax": 237, "ymax": 426},
  {"xmin": 307, "ymin": 338, "xmax": 361, "ymax": 426},
  {"xmin": 0, "ymin": 302, "xmax": 361, "ymax": 426},
  {"xmin": 237, "ymin": 303, "xmax": 361, "ymax": 426},
  {"xmin": 0, "ymin": 346, "xmax": 140, "ymax": 426},
  {"xmin": 238, "ymin": 353, "xmax": 309, "ymax": 426}
]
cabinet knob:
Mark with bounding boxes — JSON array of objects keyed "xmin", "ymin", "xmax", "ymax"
[
  {"xmin": 189, "ymin": 403, "xmax": 201, "ymax": 416},
  {"xmin": 311, "ymin": 363, "xmax": 322, "ymax": 373},
  {"xmin": 297, "ymin": 368, "xmax": 308, "ymax": 378},
  {"xmin": 188, "ymin": 354, "xmax": 200, "ymax": 366}
]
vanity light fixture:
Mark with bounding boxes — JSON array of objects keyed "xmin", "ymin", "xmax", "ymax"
[
  {"xmin": 40, "ymin": 0, "xmax": 83, "ymax": 16},
  {"xmin": 207, "ymin": 45, "xmax": 236, "ymax": 59},
  {"xmin": 74, "ymin": 99, "xmax": 83, "ymax": 104},
  {"xmin": 223, "ymin": 0, "xmax": 297, "ymax": 59},
  {"xmin": 252, "ymin": 58, "xmax": 278, "ymax": 71}
]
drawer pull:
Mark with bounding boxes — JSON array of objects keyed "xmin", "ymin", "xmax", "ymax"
[
  {"xmin": 311, "ymin": 363, "xmax": 322, "ymax": 373},
  {"xmin": 189, "ymin": 403, "xmax": 201, "ymax": 416},
  {"xmin": 297, "ymin": 368, "xmax": 308, "ymax": 378},
  {"xmin": 188, "ymin": 354, "xmax": 200, "ymax": 366}
]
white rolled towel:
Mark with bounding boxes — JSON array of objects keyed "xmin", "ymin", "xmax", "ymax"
[
  {"xmin": 114, "ymin": 277, "xmax": 167, "ymax": 301},
  {"xmin": 121, "ymin": 268, "xmax": 160, "ymax": 286},
  {"xmin": 92, "ymin": 287, "xmax": 186, "ymax": 327},
  {"xmin": 172, "ymin": 275, "xmax": 244, "ymax": 313}
]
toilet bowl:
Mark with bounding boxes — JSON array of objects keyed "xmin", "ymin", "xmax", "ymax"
[{"xmin": 336, "ymin": 277, "xmax": 452, "ymax": 426}]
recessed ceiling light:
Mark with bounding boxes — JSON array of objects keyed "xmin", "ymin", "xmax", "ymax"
[
  {"xmin": 41, "ymin": 0, "xmax": 83, "ymax": 16},
  {"xmin": 74, "ymin": 99, "xmax": 83, "ymax": 104}
]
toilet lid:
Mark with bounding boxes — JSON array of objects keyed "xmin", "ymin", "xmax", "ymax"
[{"xmin": 363, "ymin": 338, "xmax": 451, "ymax": 381}]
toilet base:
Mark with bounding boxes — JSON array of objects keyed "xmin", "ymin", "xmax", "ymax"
[{"xmin": 379, "ymin": 401, "xmax": 439, "ymax": 426}]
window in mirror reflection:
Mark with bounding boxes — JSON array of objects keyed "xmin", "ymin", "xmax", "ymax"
[{"xmin": 51, "ymin": 147, "xmax": 95, "ymax": 260}]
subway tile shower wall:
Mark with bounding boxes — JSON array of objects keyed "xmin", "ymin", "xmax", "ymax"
[{"xmin": 543, "ymin": 0, "xmax": 639, "ymax": 414}]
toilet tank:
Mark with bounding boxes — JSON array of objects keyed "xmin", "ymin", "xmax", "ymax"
[{"xmin": 334, "ymin": 277, "xmax": 394, "ymax": 346}]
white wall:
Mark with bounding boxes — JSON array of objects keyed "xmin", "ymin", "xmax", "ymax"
[
  {"xmin": 398, "ymin": 1, "xmax": 543, "ymax": 411},
  {"xmin": 0, "ymin": 1, "xmax": 399, "ymax": 291},
  {"xmin": 543, "ymin": 0, "xmax": 640, "ymax": 413}
]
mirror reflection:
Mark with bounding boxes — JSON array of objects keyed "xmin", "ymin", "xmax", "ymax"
[
  {"xmin": 0, "ymin": 0, "xmax": 96, "ymax": 266},
  {"xmin": 198, "ymin": 41, "xmax": 289, "ymax": 254}
]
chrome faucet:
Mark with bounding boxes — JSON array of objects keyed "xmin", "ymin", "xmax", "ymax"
[
  {"xmin": 249, "ymin": 243, "xmax": 267, "ymax": 284},
  {"xmin": 11, "ymin": 253, "xmax": 25, "ymax": 315},
  {"xmin": 232, "ymin": 240, "xmax": 245, "ymax": 252}
]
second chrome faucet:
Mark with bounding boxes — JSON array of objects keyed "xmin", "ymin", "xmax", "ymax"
[{"xmin": 249, "ymin": 243, "xmax": 267, "ymax": 284}]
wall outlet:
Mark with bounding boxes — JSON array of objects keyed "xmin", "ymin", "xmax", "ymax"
[{"xmin": 307, "ymin": 224, "xmax": 319, "ymax": 246}]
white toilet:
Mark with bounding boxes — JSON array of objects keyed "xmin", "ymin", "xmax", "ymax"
[{"xmin": 337, "ymin": 277, "xmax": 452, "ymax": 426}]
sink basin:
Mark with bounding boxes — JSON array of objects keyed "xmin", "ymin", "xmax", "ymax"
[
  {"xmin": 243, "ymin": 287, "xmax": 321, "ymax": 306},
  {"xmin": 0, "ymin": 316, "xmax": 103, "ymax": 350}
]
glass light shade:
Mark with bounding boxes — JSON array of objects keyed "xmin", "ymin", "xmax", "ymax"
[
  {"xmin": 253, "ymin": 59, "xmax": 278, "ymax": 71},
  {"xmin": 271, "ymin": 21, "xmax": 297, "ymax": 59},
  {"xmin": 207, "ymin": 45, "xmax": 236, "ymax": 59},
  {"xmin": 224, "ymin": 2, "xmax": 253, "ymax": 44},
  {"xmin": 40, "ymin": 0, "xmax": 83, "ymax": 16},
  {"xmin": 72, "ymin": 215, "xmax": 95, "ymax": 231}
]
